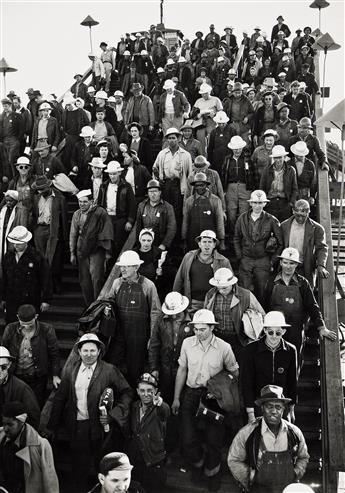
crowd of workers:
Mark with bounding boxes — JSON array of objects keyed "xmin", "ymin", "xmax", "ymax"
[{"xmin": 0, "ymin": 14, "xmax": 338, "ymax": 493}]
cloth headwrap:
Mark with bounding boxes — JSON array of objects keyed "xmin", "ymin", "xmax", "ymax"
[{"xmin": 139, "ymin": 228, "xmax": 155, "ymax": 242}]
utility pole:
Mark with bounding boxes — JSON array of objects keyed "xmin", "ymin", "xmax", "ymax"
[{"xmin": 160, "ymin": 0, "xmax": 164, "ymax": 24}]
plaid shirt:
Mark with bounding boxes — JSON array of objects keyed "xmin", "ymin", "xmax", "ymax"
[{"xmin": 213, "ymin": 291, "xmax": 236, "ymax": 335}]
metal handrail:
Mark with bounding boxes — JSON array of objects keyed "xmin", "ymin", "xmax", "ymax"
[{"xmin": 314, "ymin": 51, "xmax": 345, "ymax": 492}]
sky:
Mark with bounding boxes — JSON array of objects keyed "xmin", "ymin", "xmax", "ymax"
[{"xmin": 1, "ymin": 0, "xmax": 344, "ymax": 139}]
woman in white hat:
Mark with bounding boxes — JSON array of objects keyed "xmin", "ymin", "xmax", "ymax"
[
  {"xmin": 133, "ymin": 228, "xmax": 164, "ymax": 283},
  {"xmin": 241, "ymin": 310, "xmax": 298, "ymax": 424},
  {"xmin": 148, "ymin": 291, "xmax": 190, "ymax": 403},
  {"xmin": 191, "ymin": 82, "xmax": 223, "ymax": 153},
  {"xmin": 290, "ymin": 140, "xmax": 316, "ymax": 204},
  {"xmin": 207, "ymin": 110, "xmax": 235, "ymax": 175},
  {"xmin": 260, "ymin": 144, "xmax": 298, "ymax": 222}
]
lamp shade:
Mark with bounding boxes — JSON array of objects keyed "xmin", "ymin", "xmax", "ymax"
[
  {"xmin": 0, "ymin": 58, "xmax": 17, "ymax": 74},
  {"xmin": 309, "ymin": 0, "xmax": 330, "ymax": 8},
  {"xmin": 80, "ymin": 15, "xmax": 99, "ymax": 27},
  {"xmin": 312, "ymin": 32, "xmax": 341, "ymax": 51}
]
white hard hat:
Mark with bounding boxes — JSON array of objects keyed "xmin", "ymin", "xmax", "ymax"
[
  {"xmin": 283, "ymin": 484, "xmax": 315, "ymax": 493},
  {"xmin": 199, "ymin": 83, "xmax": 212, "ymax": 94},
  {"xmin": 270, "ymin": 145, "xmax": 289, "ymax": 158},
  {"xmin": 248, "ymin": 190, "xmax": 269, "ymax": 203},
  {"xmin": 104, "ymin": 161, "xmax": 124, "ymax": 173},
  {"xmin": 116, "ymin": 250, "xmax": 144, "ymax": 266},
  {"xmin": 0, "ymin": 346, "xmax": 15, "ymax": 360},
  {"xmin": 178, "ymin": 56, "xmax": 187, "ymax": 63},
  {"xmin": 107, "ymin": 96, "xmax": 116, "ymax": 103},
  {"xmin": 75, "ymin": 333, "xmax": 105, "ymax": 353},
  {"xmin": 162, "ymin": 292, "xmax": 189, "ymax": 315},
  {"xmin": 114, "ymin": 90, "xmax": 124, "ymax": 97},
  {"xmin": 95, "ymin": 90, "xmax": 108, "ymax": 100},
  {"xmin": 189, "ymin": 309, "xmax": 219, "ymax": 325},
  {"xmin": 16, "ymin": 156, "xmax": 31, "ymax": 166},
  {"xmin": 279, "ymin": 247, "xmax": 302, "ymax": 264},
  {"xmin": 213, "ymin": 111, "xmax": 229, "ymax": 124},
  {"xmin": 228, "ymin": 135, "xmax": 247, "ymax": 150},
  {"xmin": 7, "ymin": 226, "xmax": 32, "ymax": 244},
  {"xmin": 87, "ymin": 86, "xmax": 95, "ymax": 93},
  {"xmin": 163, "ymin": 79, "xmax": 176, "ymax": 90},
  {"xmin": 80, "ymin": 126, "xmax": 95, "ymax": 138},
  {"xmin": 157, "ymin": 67, "xmax": 165, "ymax": 73},
  {"xmin": 39, "ymin": 102, "xmax": 52, "ymax": 111},
  {"xmin": 166, "ymin": 58, "xmax": 175, "ymax": 66},
  {"xmin": 209, "ymin": 268, "xmax": 238, "ymax": 288},
  {"xmin": 263, "ymin": 311, "xmax": 290, "ymax": 328}
]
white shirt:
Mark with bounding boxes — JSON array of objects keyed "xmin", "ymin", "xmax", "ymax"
[
  {"xmin": 125, "ymin": 167, "xmax": 135, "ymax": 193},
  {"xmin": 92, "ymin": 176, "xmax": 102, "ymax": 202},
  {"xmin": 75, "ymin": 362, "xmax": 97, "ymax": 420},
  {"xmin": 289, "ymin": 219, "xmax": 305, "ymax": 262},
  {"xmin": 165, "ymin": 93, "xmax": 175, "ymax": 114},
  {"xmin": 115, "ymin": 103, "xmax": 123, "ymax": 122},
  {"xmin": 260, "ymin": 418, "xmax": 289, "ymax": 452},
  {"xmin": 106, "ymin": 183, "xmax": 118, "ymax": 215}
]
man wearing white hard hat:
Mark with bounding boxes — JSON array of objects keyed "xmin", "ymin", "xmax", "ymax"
[
  {"xmin": 281, "ymin": 199, "xmax": 328, "ymax": 288},
  {"xmin": 0, "ymin": 225, "xmax": 52, "ymax": 323},
  {"xmin": 0, "ymin": 190, "xmax": 20, "ymax": 266},
  {"xmin": 90, "ymin": 91, "xmax": 114, "ymax": 126},
  {"xmin": 173, "ymin": 230, "xmax": 232, "ymax": 312},
  {"xmin": 234, "ymin": 189, "xmax": 283, "ymax": 305},
  {"xmin": 158, "ymin": 79, "xmax": 190, "ymax": 135},
  {"xmin": 221, "ymin": 135, "xmax": 256, "ymax": 235},
  {"xmin": 204, "ymin": 267, "xmax": 264, "ymax": 362},
  {"xmin": 0, "ymin": 346, "xmax": 40, "ymax": 428},
  {"xmin": 97, "ymin": 160, "xmax": 136, "ymax": 261},
  {"xmin": 207, "ymin": 110, "xmax": 236, "ymax": 175},
  {"xmin": 107, "ymin": 251, "xmax": 161, "ymax": 387},
  {"xmin": 48, "ymin": 333, "xmax": 133, "ymax": 492},
  {"xmin": 172, "ymin": 308, "xmax": 238, "ymax": 491},
  {"xmin": 70, "ymin": 190, "xmax": 113, "ymax": 306},
  {"xmin": 241, "ymin": 311, "xmax": 298, "ymax": 424},
  {"xmin": 88, "ymin": 52, "xmax": 105, "ymax": 91},
  {"xmin": 289, "ymin": 141, "xmax": 316, "ymax": 203},
  {"xmin": 148, "ymin": 291, "xmax": 191, "ymax": 403},
  {"xmin": 228, "ymin": 384, "xmax": 309, "ymax": 493},
  {"xmin": 265, "ymin": 247, "xmax": 336, "ymax": 363},
  {"xmin": 153, "ymin": 127, "xmax": 193, "ymax": 234},
  {"xmin": 260, "ymin": 144, "xmax": 298, "ymax": 222},
  {"xmin": 30, "ymin": 101, "xmax": 59, "ymax": 153},
  {"xmin": 191, "ymin": 82, "xmax": 223, "ymax": 153}
]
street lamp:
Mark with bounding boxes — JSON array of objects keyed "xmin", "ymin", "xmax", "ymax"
[
  {"xmin": 80, "ymin": 15, "xmax": 99, "ymax": 53},
  {"xmin": 312, "ymin": 33, "xmax": 341, "ymax": 111},
  {"xmin": 309, "ymin": 0, "xmax": 330, "ymax": 31},
  {"xmin": 0, "ymin": 58, "xmax": 17, "ymax": 97}
]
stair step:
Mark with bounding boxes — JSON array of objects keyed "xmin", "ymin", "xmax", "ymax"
[
  {"xmin": 298, "ymin": 379, "xmax": 320, "ymax": 390},
  {"xmin": 52, "ymin": 292, "xmax": 84, "ymax": 306}
]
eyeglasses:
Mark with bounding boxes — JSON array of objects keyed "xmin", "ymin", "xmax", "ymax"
[
  {"xmin": 265, "ymin": 329, "xmax": 284, "ymax": 336},
  {"xmin": 17, "ymin": 165, "xmax": 30, "ymax": 170},
  {"xmin": 0, "ymin": 364, "xmax": 10, "ymax": 371}
]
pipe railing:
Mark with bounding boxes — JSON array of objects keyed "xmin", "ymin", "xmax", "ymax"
[{"xmin": 314, "ymin": 51, "xmax": 345, "ymax": 493}]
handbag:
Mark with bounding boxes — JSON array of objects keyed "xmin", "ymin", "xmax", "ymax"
[{"xmin": 196, "ymin": 394, "xmax": 225, "ymax": 423}]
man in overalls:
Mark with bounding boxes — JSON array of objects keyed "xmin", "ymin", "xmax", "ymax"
[
  {"xmin": 107, "ymin": 250, "xmax": 161, "ymax": 387},
  {"xmin": 264, "ymin": 248, "xmax": 336, "ymax": 364},
  {"xmin": 228, "ymin": 384, "xmax": 309, "ymax": 493},
  {"xmin": 182, "ymin": 172, "xmax": 225, "ymax": 252}
]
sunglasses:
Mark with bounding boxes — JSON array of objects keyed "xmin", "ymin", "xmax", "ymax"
[
  {"xmin": 0, "ymin": 364, "xmax": 10, "ymax": 371},
  {"xmin": 265, "ymin": 329, "xmax": 284, "ymax": 336},
  {"xmin": 17, "ymin": 165, "xmax": 30, "ymax": 170}
]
